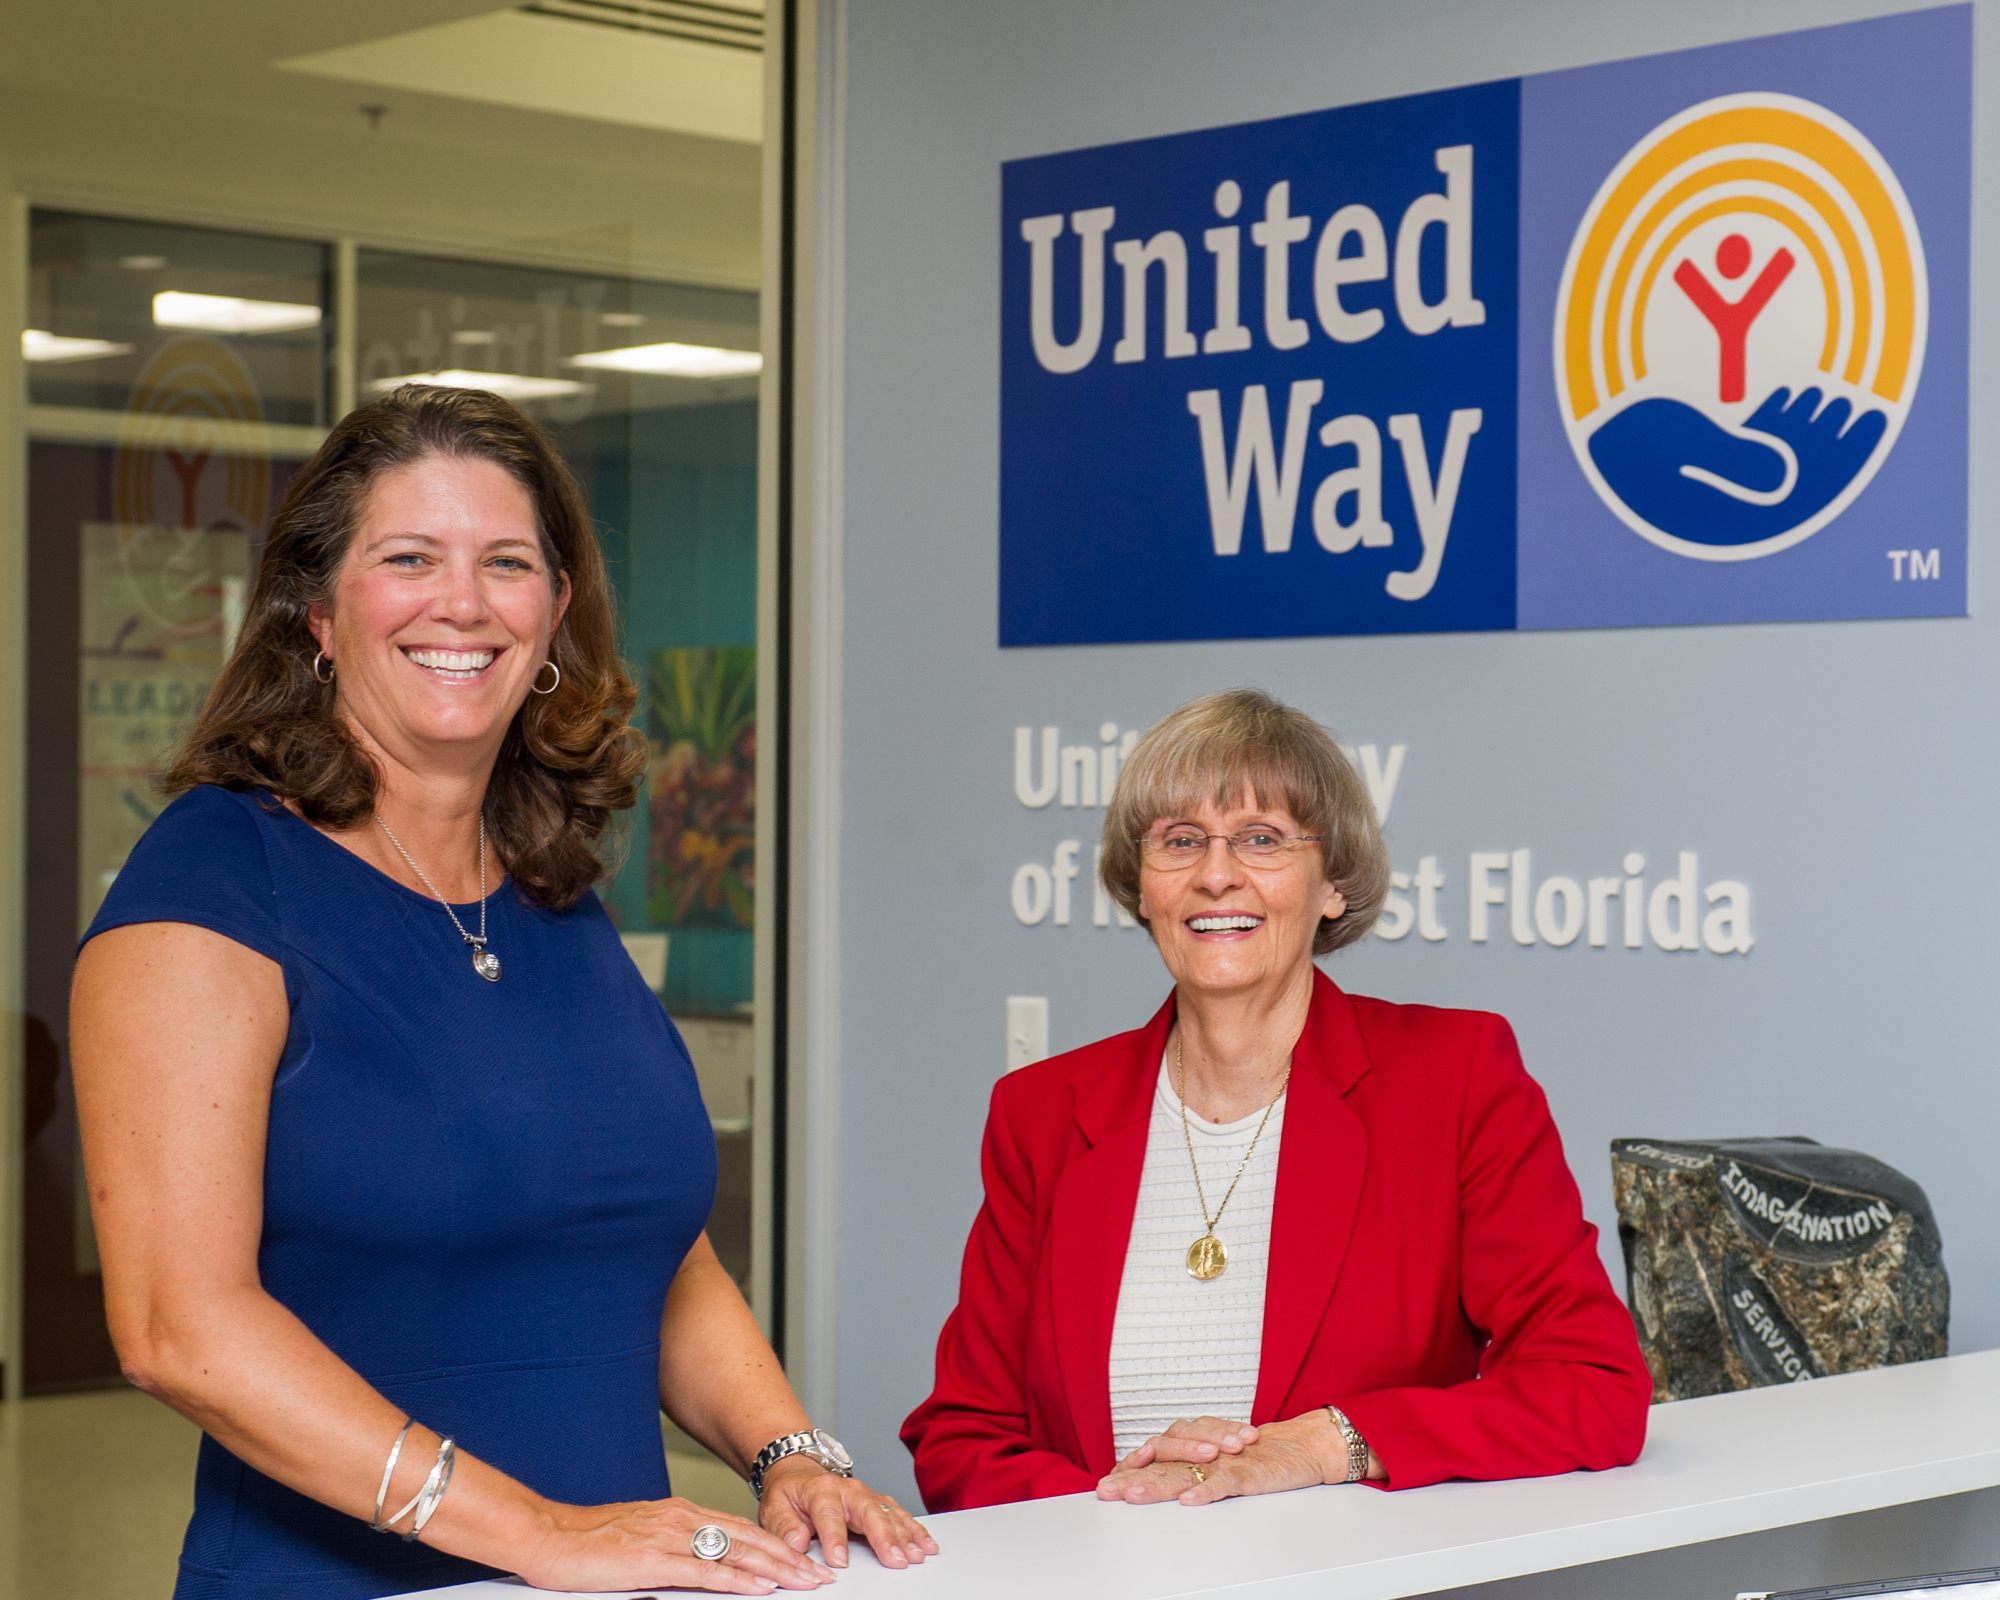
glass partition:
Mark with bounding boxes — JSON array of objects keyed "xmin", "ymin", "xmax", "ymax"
[
  {"xmin": 27, "ymin": 211, "xmax": 330, "ymax": 426},
  {"xmin": 23, "ymin": 212, "xmax": 330, "ymax": 1387},
  {"xmin": 5, "ymin": 3, "xmax": 770, "ymax": 1582},
  {"xmin": 22, "ymin": 216, "xmax": 761, "ymax": 1387},
  {"xmin": 355, "ymin": 248, "xmax": 761, "ymax": 1286}
]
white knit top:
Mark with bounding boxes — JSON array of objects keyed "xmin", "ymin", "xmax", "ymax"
[{"xmin": 1107, "ymin": 1059, "xmax": 1286, "ymax": 1459}]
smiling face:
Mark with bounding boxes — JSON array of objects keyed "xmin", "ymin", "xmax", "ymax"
[
  {"xmin": 1137, "ymin": 783, "xmax": 1347, "ymax": 1003},
  {"xmin": 306, "ymin": 453, "xmax": 570, "ymax": 775}
]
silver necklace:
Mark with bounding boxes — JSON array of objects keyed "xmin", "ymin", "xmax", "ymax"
[{"xmin": 375, "ymin": 812, "xmax": 500, "ymax": 982}]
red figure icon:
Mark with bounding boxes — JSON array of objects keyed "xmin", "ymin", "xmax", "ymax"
[{"xmin": 1674, "ymin": 233, "xmax": 1794, "ymax": 404}]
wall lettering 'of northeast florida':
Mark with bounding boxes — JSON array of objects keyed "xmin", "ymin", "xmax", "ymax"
[
  {"xmin": 999, "ymin": 80, "xmax": 1519, "ymax": 647},
  {"xmin": 1006, "ymin": 724, "xmax": 1751, "ymax": 956}
]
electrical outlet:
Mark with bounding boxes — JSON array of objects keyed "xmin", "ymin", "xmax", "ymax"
[{"xmin": 1005, "ymin": 995, "xmax": 1049, "ymax": 1074}]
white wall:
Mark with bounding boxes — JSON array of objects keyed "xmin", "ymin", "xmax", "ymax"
[{"xmin": 816, "ymin": 0, "xmax": 2000, "ymax": 1509}]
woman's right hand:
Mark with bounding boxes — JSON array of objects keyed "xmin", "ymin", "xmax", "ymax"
[
  {"xmin": 523, "ymin": 1496, "xmax": 837, "ymax": 1594},
  {"xmin": 1102, "ymin": 1415, "xmax": 1257, "ymax": 1480}
]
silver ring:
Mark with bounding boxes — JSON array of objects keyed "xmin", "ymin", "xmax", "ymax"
[{"xmin": 691, "ymin": 1523, "xmax": 732, "ymax": 1562}]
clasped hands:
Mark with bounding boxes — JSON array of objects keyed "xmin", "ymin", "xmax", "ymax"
[{"xmin": 1096, "ymin": 1412, "xmax": 1383, "ymax": 1507}]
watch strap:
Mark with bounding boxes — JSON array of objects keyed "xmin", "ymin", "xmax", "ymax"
[
  {"xmin": 750, "ymin": 1430, "xmax": 817, "ymax": 1499},
  {"xmin": 1325, "ymin": 1405, "xmax": 1370, "ymax": 1484},
  {"xmin": 750, "ymin": 1428, "xmax": 855, "ymax": 1499}
]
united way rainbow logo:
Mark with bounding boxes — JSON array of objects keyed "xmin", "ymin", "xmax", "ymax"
[{"xmin": 1554, "ymin": 93, "xmax": 1928, "ymax": 561}]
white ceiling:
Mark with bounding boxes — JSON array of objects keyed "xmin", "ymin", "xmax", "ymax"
[
  {"xmin": 0, "ymin": 0, "xmax": 764, "ymax": 285},
  {"xmin": 278, "ymin": 7, "xmax": 763, "ymax": 146}
]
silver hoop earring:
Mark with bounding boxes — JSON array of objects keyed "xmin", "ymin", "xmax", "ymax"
[
  {"xmin": 532, "ymin": 660, "xmax": 561, "ymax": 695},
  {"xmin": 312, "ymin": 651, "xmax": 334, "ymax": 685}
]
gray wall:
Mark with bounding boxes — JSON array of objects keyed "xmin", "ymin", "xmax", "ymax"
[{"xmin": 825, "ymin": 0, "xmax": 2000, "ymax": 1511}]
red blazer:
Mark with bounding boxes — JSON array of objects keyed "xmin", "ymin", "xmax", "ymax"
[{"xmin": 901, "ymin": 972, "xmax": 1650, "ymax": 1510}]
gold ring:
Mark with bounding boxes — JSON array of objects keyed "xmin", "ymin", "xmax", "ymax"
[
  {"xmin": 1190, "ymin": 1464, "xmax": 1207, "ymax": 1484},
  {"xmin": 879, "ymin": 1503, "xmax": 894, "ymax": 1514}
]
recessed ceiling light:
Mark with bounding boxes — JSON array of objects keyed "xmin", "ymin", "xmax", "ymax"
[
  {"xmin": 118, "ymin": 255, "xmax": 167, "ymax": 271},
  {"xmin": 153, "ymin": 291, "xmax": 323, "ymax": 335},
  {"xmin": 566, "ymin": 341, "xmax": 762, "ymax": 378},
  {"xmin": 598, "ymin": 311, "xmax": 645, "ymax": 327},
  {"xmin": 452, "ymin": 329, "xmax": 498, "ymax": 345},
  {"xmin": 367, "ymin": 369, "xmax": 589, "ymax": 401},
  {"xmin": 23, "ymin": 330, "xmax": 135, "ymax": 364}
]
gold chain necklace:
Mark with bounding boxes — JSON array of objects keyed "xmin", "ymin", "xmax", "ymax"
[{"xmin": 1175, "ymin": 1032, "xmax": 1289, "ymax": 1281}]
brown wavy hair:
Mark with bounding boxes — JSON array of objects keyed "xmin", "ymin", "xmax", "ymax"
[
  {"xmin": 1099, "ymin": 688, "xmax": 1389, "ymax": 955},
  {"xmin": 163, "ymin": 384, "xmax": 645, "ymax": 909}
]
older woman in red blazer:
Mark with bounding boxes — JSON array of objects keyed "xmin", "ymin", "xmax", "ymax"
[{"xmin": 902, "ymin": 689, "xmax": 1650, "ymax": 1512}]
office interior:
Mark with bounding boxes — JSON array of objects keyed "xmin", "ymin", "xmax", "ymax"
[
  {"xmin": 0, "ymin": 3, "xmax": 767, "ymax": 1594},
  {"xmin": 5, "ymin": 1, "xmax": 2000, "ymax": 1598}
]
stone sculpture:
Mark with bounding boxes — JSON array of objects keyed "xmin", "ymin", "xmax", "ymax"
[{"xmin": 1611, "ymin": 1136, "xmax": 1948, "ymax": 1403}]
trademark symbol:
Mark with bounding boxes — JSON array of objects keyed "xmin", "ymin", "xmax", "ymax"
[{"xmin": 1888, "ymin": 549, "xmax": 1940, "ymax": 580}]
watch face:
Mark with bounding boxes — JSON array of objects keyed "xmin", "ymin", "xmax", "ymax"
[{"xmin": 812, "ymin": 1427, "xmax": 854, "ymax": 1471}]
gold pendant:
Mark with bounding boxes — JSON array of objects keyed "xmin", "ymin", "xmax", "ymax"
[{"xmin": 1186, "ymin": 1233, "xmax": 1228, "ymax": 1280}]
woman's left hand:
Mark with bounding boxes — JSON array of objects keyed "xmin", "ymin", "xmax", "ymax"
[
  {"xmin": 1096, "ymin": 1412, "xmax": 1357, "ymax": 1505},
  {"xmin": 758, "ymin": 1458, "xmax": 940, "ymax": 1569}
]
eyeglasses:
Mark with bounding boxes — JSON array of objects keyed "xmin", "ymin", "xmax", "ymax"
[{"xmin": 1138, "ymin": 827, "xmax": 1323, "ymax": 870}]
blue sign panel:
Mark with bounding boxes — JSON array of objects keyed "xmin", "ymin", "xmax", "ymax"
[
  {"xmin": 997, "ymin": 6, "xmax": 1968, "ymax": 645},
  {"xmin": 1001, "ymin": 80, "xmax": 1520, "ymax": 645}
]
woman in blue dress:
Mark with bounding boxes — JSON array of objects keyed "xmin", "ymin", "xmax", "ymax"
[{"xmin": 70, "ymin": 385, "xmax": 935, "ymax": 1600}]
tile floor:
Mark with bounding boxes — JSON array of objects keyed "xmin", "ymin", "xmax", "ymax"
[
  {"xmin": 0, "ymin": 1388, "xmax": 200, "ymax": 1600},
  {"xmin": 0, "ymin": 1388, "xmax": 753, "ymax": 1600}
]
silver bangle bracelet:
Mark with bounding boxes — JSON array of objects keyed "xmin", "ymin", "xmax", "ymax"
[
  {"xmin": 405, "ymin": 1436, "xmax": 457, "ymax": 1542},
  {"xmin": 371, "ymin": 1420, "xmax": 415, "ymax": 1532},
  {"xmin": 375, "ymin": 1427, "xmax": 456, "ymax": 1537}
]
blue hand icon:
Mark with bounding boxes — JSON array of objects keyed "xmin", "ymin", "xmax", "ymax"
[{"xmin": 1587, "ymin": 387, "xmax": 1887, "ymax": 547}]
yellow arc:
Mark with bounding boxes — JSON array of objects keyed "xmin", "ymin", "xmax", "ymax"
[
  {"xmin": 1610, "ymin": 157, "xmax": 1868, "ymax": 393},
  {"xmin": 1565, "ymin": 105, "xmax": 1915, "ymax": 420}
]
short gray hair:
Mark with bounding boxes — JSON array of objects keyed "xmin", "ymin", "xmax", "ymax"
[{"xmin": 1099, "ymin": 688, "xmax": 1389, "ymax": 956}]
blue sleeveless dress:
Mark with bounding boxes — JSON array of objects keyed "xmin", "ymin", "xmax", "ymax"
[{"xmin": 83, "ymin": 786, "xmax": 718, "ymax": 1600}]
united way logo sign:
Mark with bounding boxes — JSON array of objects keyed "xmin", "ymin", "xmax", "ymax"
[
  {"xmin": 1554, "ymin": 94, "xmax": 1926, "ymax": 564},
  {"xmin": 998, "ymin": 7, "xmax": 1967, "ymax": 644}
]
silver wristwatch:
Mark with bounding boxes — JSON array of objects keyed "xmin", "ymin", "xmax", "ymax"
[
  {"xmin": 750, "ymin": 1426, "xmax": 854, "ymax": 1499},
  {"xmin": 1325, "ymin": 1405, "xmax": 1370, "ymax": 1483}
]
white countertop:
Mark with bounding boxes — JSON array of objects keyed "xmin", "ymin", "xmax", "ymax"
[{"xmin": 398, "ymin": 1348, "xmax": 2000, "ymax": 1600}]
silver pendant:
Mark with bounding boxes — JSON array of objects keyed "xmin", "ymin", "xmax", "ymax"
[{"xmin": 472, "ymin": 948, "xmax": 501, "ymax": 982}]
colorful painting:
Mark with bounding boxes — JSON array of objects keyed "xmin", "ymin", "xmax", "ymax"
[{"xmin": 647, "ymin": 646, "xmax": 754, "ymax": 929}]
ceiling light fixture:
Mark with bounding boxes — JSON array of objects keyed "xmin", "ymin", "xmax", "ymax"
[
  {"xmin": 367, "ymin": 369, "xmax": 589, "ymax": 400},
  {"xmin": 565, "ymin": 341, "xmax": 762, "ymax": 378},
  {"xmin": 153, "ymin": 291, "xmax": 323, "ymax": 335},
  {"xmin": 598, "ymin": 311, "xmax": 645, "ymax": 326},
  {"xmin": 118, "ymin": 255, "xmax": 167, "ymax": 271},
  {"xmin": 23, "ymin": 330, "xmax": 136, "ymax": 364}
]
